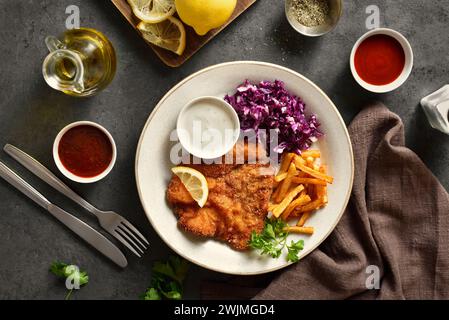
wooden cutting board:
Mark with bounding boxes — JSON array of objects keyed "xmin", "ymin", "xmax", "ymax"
[{"xmin": 111, "ymin": 0, "xmax": 257, "ymax": 67}]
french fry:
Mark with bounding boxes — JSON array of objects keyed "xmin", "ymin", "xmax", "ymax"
[
  {"xmin": 316, "ymin": 165, "xmax": 328, "ymax": 203},
  {"xmin": 320, "ymin": 165, "xmax": 329, "ymax": 204},
  {"xmin": 272, "ymin": 185, "xmax": 281, "ymax": 203},
  {"xmin": 281, "ymin": 194, "xmax": 312, "ymax": 220},
  {"xmin": 273, "ymin": 153, "xmax": 295, "ymax": 185},
  {"xmin": 274, "ymin": 172, "xmax": 288, "ymax": 182},
  {"xmin": 297, "ymin": 212, "xmax": 311, "ymax": 227},
  {"xmin": 291, "ymin": 178, "xmax": 327, "ymax": 186},
  {"xmin": 268, "ymin": 203, "xmax": 277, "ymax": 212},
  {"xmin": 293, "ymin": 199, "xmax": 325, "ymax": 214},
  {"xmin": 297, "ymin": 171, "xmax": 308, "ymax": 178},
  {"xmin": 277, "ymin": 153, "xmax": 294, "ymax": 176},
  {"xmin": 272, "ymin": 185, "xmax": 304, "ymax": 218},
  {"xmin": 274, "ymin": 171, "xmax": 301, "ymax": 183},
  {"xmin": 306, "ymin": 183, "xmax": 316, "ymax": 200},
  {"xmin": 316, "ymin": 183, "xmax": 327, "ymax": 200},
  {"xmin": 289, "ymin": 211, "xmax": 302, "ymax": 218},
  {"xmin": 285, "ymin": 226, "xmax": 315, "ymax": 235},
  {"xmin": 294, "ymin": 155, "xmax": 333, "ymax": 184},
  {"xmin": 306, "ymin": 156, "xmax": 315, "ymax": 168},
  {"xmin": 275, "ymin": 163, "xmax": 297, "ymax": 203},
  {"xmin": 301, "ymin": 150, "xmax": 321, "ymax": 158}
]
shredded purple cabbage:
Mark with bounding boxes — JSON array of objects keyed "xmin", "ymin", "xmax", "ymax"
[{"xmin": 224, "ymin": 80, "xmax": 322, "ymax": 155}]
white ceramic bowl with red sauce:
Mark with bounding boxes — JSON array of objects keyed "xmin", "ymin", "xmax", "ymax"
[
  {"xmin": 53, "ymin": 121, "xmax": 117, "ymax": 183},
  {"xmin": 350, "ymin": 28, "xmax": 413, "ymax": 93}
]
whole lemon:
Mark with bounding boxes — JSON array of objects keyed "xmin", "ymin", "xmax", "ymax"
[{"xmin": 175, "ymin": 0, "xmax": 237, "ymax": 36}]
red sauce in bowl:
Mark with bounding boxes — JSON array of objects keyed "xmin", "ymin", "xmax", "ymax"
[
  {"xmin": 354, "ymin": 34, "xmax": 405, "ymax": 86},
  {"xmin": 58, "ymin": 125, "xmax": 113, "ymax": 178}
]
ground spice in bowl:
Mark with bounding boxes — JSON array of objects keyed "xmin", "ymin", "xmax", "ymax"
[{"xmin": 290, "ymin": 0, "xmax": 330, "ymax": 27}]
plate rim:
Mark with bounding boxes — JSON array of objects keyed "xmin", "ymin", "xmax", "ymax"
[{"xmin": 135, "ymin": 61, "xmax": 354, "ymax": 275}]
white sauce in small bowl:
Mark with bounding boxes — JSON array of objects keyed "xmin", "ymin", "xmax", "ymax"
[{"xmin": 177, "ymin": 96, "xmax": 240, "ymax": 159}]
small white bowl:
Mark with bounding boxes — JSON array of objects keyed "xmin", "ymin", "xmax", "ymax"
[
  {"xmin": 53, "ymin": 121, "xmax": 117, "ymax": 183},
  {"xmin": 176, "ymin": 96, "xmax": 240, "ymax": 160},
  {"xmin": 350, "ymin": 28, "xmax": 413, "ymax": 93}
]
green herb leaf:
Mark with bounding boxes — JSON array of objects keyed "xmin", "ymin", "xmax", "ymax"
[
  {"xmin": 272, "ymin": 218, "xmax": 288, "ymax": 236},
  {"xmin": 50, "ymin": 261, "xmax": 89, "ymax": 300},
  {"xmin": 76, "ymin": 270, "xmax": 89, "ymax": 286},
  {"xmin": 287, "ymin": 240, "xmax": 304, "ymax": 263},
  {"xmin": 152, "ymin": 261, "xmax": 177, "ymax": 280},
  {"xmin": 264, "ymin": 224, "xmax": 276, "ymax": 239},
  {"xmin": 143, "ymin": 256, "xmax": 189, "ymax": 300},
  {"xmin": 50, "ymin": 261, "xmax": 68, "ymax": 278},
  {"xmin": 169, "ymin": 256, "xmax": 189, "ymax": 282},
  {"xmin": 50, "ymin": 261, "xmax": 89, "ymax": 286},
  {"xmin": 142, "ymin": 288, "xmax": 161, "ymax": 300},
  {"xmin": 160, "ymin": 281, "xmax": 182, "ymax": 300}
]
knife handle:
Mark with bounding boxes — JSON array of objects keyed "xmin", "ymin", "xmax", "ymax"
[
  {"xmin": 0, "ymin": 161, "xmax": 51, "ymax": 210},
  {"xmin": 0, "ymin": 161, "xmax": 127, "ymax": 268}
]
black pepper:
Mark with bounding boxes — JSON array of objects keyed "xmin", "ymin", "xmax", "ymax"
[{"xmin": 290, "ymin": 0, "xmax": 330, "ymax": 27}]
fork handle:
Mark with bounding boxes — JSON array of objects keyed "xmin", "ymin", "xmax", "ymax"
[{"xmin": 4, "ymin": 144, "xmax": 99, "ymax": 215}]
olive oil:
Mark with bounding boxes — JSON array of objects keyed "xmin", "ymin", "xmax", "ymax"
[{"xmin": 43, "ymin": 28, "xmax": 116, "ymax": 97}]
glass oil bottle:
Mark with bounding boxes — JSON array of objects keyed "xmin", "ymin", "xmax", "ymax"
[{"xmin": 42, "ymin": 28, "xmax": 116, "ymax": 97}]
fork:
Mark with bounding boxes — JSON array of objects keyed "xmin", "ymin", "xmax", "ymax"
[{"xmin": 4, "ymin": 144, "xmax": 149, "ymax": 257}]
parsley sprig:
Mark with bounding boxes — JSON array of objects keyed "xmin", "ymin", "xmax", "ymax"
[
  {"xmin": 249, "ymin": 218, "xmax": 304, "ymax": 263},
  {"xmin": 50, "ymin": 261, "xmax": 89, "ymax": 300},
  {"xmin": 142, "ymin": 256, "xmax": 189, "ymax": 300}
]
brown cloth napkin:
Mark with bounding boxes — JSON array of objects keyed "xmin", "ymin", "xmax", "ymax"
[{"xmin": 201, "ymin": 103, "xmax": 449, "ymax": 300}]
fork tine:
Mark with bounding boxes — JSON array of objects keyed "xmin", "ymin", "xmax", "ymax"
[
  {"xmin": 120, "ymin": 219, "xmax": 149, "ymax": 245},
  {"xmin": 118, "ymin": 224, "xmax": 147, "ymax": 249},
  {"xmin": 116, "ymin": 227, "xmax": 145, "ymax": 254},
  {"xmin": 112, "ymin": 230, "xmax": 142, "ymax": 258}
]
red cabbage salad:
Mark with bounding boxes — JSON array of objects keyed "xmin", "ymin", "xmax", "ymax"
[{"xmin": 224, "ymin": 80, "xmax": 322, "ymax": 155}]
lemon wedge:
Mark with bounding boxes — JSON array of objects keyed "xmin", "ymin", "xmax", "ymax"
[
  {"xmin": 127, "ymin": 0, "xmax": 176, "ymax": 23},
  {"xmin": 137, "ymin": 17, "xmax": 186, "ymax": 55},
  {"xmin": 172, "ymin": 167, "xmax": 209, "ymax": 208}
]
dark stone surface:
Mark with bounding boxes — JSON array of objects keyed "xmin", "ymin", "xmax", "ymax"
[{"xmin": 0, "ymin": 0, "xmax": 447, "ymax": 299}]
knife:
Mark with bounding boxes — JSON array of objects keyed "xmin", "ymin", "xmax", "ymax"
[{"xmin": 0, "ymin": 161, "xmax": 128, "ymax": 268}]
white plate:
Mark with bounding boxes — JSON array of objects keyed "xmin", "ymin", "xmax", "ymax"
[{"xmin": 135, "ymin": 61, "xmax": 354, "ymax": 275}]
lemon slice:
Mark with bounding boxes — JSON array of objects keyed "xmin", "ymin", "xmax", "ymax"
[
  {"xmin": 128, "ymin": 0, "xmax": 176, "ymax": 23},
  {"xmin": 137, "ymin": 17, "xmax": 186, "ymax": 55},
  {"xmin": 172, "ymin": 167, "xmax": 209, "ymax": 207}
]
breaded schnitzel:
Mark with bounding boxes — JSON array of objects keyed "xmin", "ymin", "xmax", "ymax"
[{"xmin": 167, "ymin": 142, "xmax": 274, "ymax": 250}]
